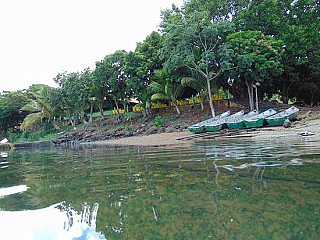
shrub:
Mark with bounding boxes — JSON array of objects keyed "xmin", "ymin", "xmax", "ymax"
[{"xmin": 153, "ymin": 116, "xmax": 164, "ymax": 127}]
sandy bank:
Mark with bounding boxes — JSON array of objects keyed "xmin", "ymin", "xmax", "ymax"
[
  {"xmin": 89, "ymin": 131, "xmax": 194, "ymax": 147},
  {"xmin": 84, "ymin": 118, "xmax": 320, "ymax": 147}
]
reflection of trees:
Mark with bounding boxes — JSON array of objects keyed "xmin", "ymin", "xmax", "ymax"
[{"xmin": 1, "ymin": 145, "xmax": 319, "ymax": 239}]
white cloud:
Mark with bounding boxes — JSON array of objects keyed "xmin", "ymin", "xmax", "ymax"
[{"xmin": 0, "ymin": 0, "xmax": 183, "ymax": 92}]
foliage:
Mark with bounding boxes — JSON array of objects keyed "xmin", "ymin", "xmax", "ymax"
[
  {"xmin": 21, "ymin": 85, "xmax": 61, "ymax": 130},
  {"xmin": 161, "ymin": 9, "xmax": 235, "ymax": 117},
  {"xmin": 7, "ymin": 122, "xmax": 59, "ymax": 143},
  {"xmin": 224, "ymin": 30, "xmax": 284, "ymax": 110},
  {"xmin": 234, "ymin": 0, "xmax": 320, "ymax": 104},
  {"xmin": 184, "ymin": 0, "xmax": 250, "ymax": 21},
  {"xmin": 149, "ymin": 69, "xmax": 184, "ymax": 115},
  {"xmin": 153, "ymin": 115, "xmax": 164, "ymax": 128},
  {"xmin": 1, "ymin": 0, "xmax": 320, "ymax": 133},
  {"xmin": 0, "ymin": 90, "xmax": 30, "ymax": 132}
]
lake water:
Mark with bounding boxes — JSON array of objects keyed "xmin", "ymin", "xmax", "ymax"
[{"xmin": 0, "ymin": 137, "xmax": 319, "ymax": 239}]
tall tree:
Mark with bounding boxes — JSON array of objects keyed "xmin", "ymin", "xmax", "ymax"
[
  {"xmin": 224, "ymin": 31, "xmax": 284, "ymax": 110},
  {"xmin": 184, "ymin": 0, "xmax": 250, "ymax": 21},
  {"xmin": 94, "ymin": 50, "xmax": 130, "ymax": 122},
  {"xmin": 161, "ymin": 10, "xmax": 234, "ymax": 117},
  {"xmin": 53, "ymin": 69, "xmax": 92, "ymax": 126},
  {"xmin": 124, "ymin": 32, "xmax": 164, "ymax": 117},
  {"xmin": 235, "ymin": 0, "xmax": 320, "ymax": 104}
]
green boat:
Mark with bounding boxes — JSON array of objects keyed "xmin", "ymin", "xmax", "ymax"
[
  {"xmin": 243, "ymin": 108, "xmax": 277, "ymax": 128},
  {"xmin": 188, "ymin": 110, "xmax": 230, "ymax": 133},
  {"xmin": 226, "ymin": 110, "xmax": 259, "ymax": 130},
  {"xmin": 205, "ymin": 110, "xmax": 244, "ymax": 132},
  {"xmin": 265, "ymin": 106, "xmax": 299, "ymax": 126}
]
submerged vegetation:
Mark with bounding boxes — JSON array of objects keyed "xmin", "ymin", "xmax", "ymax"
[{"xmin": 0, "ymin": 0, "xmax": 319, "ymax": 141}]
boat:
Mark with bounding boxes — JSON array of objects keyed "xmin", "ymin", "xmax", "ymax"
[
  {"xmin": 226, "ymin": 110, "xmax": 259, "ymax": 130},
  {"xmin": 205, "ymin": 110, "xmax": 244, "ymax": 132},
  {"xmin": 188, "ymin": 110, "xmax": 230, "ymax": 133},
  {"xmin": 265, "ymin": 106, "xmax": 299, "ymax": 126},
  {"xmin": 243, "ymin": 108, "xmax": 277, "ymax": 128}
]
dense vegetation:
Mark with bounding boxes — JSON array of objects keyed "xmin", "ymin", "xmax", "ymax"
[{"xmin": 1, "ymin": 0, "xmax": 319, "ymax": 140}]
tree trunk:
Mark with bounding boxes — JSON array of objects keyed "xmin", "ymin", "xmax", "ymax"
[
  {"xmin": 98, "ymin": 102, "xmax": 105, "ymax": 119},
  {"xmin": 245, "ymin": 80, "xmax": 254, "ymax": 111},
  {"xmin": 174, "ymin": 104, "xmax": 181, "ymax": 115},
  {"xmin": 252, "ymin": 84, "xmax": 259, "ymax": 111},
  {"xmin": 282, "ymin": 82, "xmax": 292, "ymax": 104},
  {"xmin": 206, "ymin": 77, "xmax": 215, "ymax": 117},
  {"xmin": 142, "ymin": 108, "xmax": 147, "ymax": 118},
  {"xmin": 172, "ymin": 98, "xmax": 181, "ymax": 115},
  {"xmin": 89, "ymin": 104, "xmax": 94, "ymax": 124},
  {"xmin": 200, "ymin": 100, "xmax": 204, "ymax": 111},
  {"xmin": 114, "ymin": 99, "xmax": 122, "ymax": 123},
  {"xmin": 309, "ymin": 90, "xmax": 316, "ymax": 107}
]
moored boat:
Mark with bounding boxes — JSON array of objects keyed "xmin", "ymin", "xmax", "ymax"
[
  {"xmin": 265, "ymin": 106, "xmax": 299, "ymax": 126},
  {"xmin": 226, "ymin": 110, "xmax": 259, "ymax": 130},
  {"xmin": 188, "ymin": 110, "xmax": 230, "ymax": 133},
  {"xmin": 243, "ymin": 108, "xmax": 277, "ymax": 128},
  {"xmin": 205, "ymin": 110, "xmax": 244, "ymax": 132}
]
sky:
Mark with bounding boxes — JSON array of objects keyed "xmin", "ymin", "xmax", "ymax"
[{"xmin": 0, "ymin": 0, "xmax": 184, "ymax": 92}]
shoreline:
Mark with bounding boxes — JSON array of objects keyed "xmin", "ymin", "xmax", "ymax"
[
  {"xmin": 85, "ymin": 131, "xmax": 194, "ymax": 147},
  {"xmin": 82, "ymin": 118, "xmax": 320, "ymax": 147}
]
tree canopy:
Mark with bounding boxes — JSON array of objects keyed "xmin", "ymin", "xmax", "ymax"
[{"xmin": 1, "ymin": 0, "xmax": 319, "ymax": 133}]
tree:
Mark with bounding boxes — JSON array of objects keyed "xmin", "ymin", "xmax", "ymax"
[
  {"xmin": 20, "ymin": 85, "xmax": 61, "ymax": 130},
  {"xmin": 124, "ymin": 51, "xmax": 152, "ymax": 117},
  {"xmin": 184, "ymin": 0, "xmax": 250, "ymax": 21},
  {"xmin": 94, "ymin": 50, "xmax": 130, "ymax": 123},
  {"xmin": 234, "ymin": 0, "xmax": 320, "ymax": 104},
  {"xmin": 124, "ymin": 32, "xmax": 165, "ymax": 117},
  {"xmin": 161, "ymin": 10, "xmax": 234, "ymax": 117},
  {"xmin": 149, "ymin": 69, "xmax": 184, "ymax": 115},
  {"xmin": 53, "ymin": 69, "xmax": 92, "ymax": 126},
  {"xmin": 224, "ymin": 31, "xmax": 284, "ymax": 110},
  {"xmin": 181, "ymin": 72, "xmax": 214, "ymax": 111},
  {"xmin": 0, "ymin": 90, "xmax": 30, "ymax": 132}
]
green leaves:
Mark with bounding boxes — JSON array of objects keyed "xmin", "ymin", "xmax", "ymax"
[
  {"xmin": 226, "ymin": 30, "xmax": 284, "ymax": 80},
  {"xmin": 0, "ymin": 91, "xmax": 28, "ymax": 131}
]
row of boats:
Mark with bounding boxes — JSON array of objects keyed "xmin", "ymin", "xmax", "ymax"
[{"xmin": 188, "ymin": 106, "xmax": 300, "ymax": 133}]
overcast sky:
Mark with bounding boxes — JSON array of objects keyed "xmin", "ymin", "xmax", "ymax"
[{"xmin": 0, "ymin": 0, "xmax": 184, "ymax": 92}]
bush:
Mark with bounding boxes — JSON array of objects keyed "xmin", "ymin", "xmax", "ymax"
[
  {"xmin": 153, "ymin": 116, "xmax": 164, "ymax": 127},
  {"xmin": 6, "ymin": 122, "xmax": 60, "ymax": 143},
  {"xmin": 7, "ymin": 128, "xmax": 22, "ymax": 143}
]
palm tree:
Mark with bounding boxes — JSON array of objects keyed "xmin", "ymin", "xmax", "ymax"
[
  {"xmin": 149, "ymin": 69, "xmax": 184, "ymax": 115},
  {"xmin": 181, "ymin": 77, "xmax": 206, "ymax": 111},
  {"xmin": 20, "ymin": 85, "xmax": 60, "ymax": 130},
  {"xmin": 134, "ymin": 89, "xmax": 152, "ymax": 117}
]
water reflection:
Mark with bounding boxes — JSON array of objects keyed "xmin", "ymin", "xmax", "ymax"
[
  {"xmin": 0, "ymin": 202, "xmax": 106, "ymax": 240},
  {"xmin": 0, "ymin": 139, "xmax": 319, "ymax": 239},
  {"xmin": 0, "ymin": 151, "xmax": 9, "ymax": 169},
  {"xmin": 221, "ymin": 158, "xmax": 303, "ymax": 172},
  {"xmin": 0, "ymin": 185, "xmax": 29, "ymax": 198}
]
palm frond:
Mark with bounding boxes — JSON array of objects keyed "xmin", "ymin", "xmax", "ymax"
[
  {"xmin": 20, "ymin": 112, "xmax": 43, "ymax": 130},
  {"xmin": 151, "ymin": 93, "xmax": 170, "ymax": 101},
  {"xmin": 21, "ymin": 101, "xmax": 40, "ymax": 112},
  {"xmin": 149, "ymin": 81, "xmax": 164, "ymax": 94}
]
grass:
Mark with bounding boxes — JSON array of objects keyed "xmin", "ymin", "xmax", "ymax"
[{"xmin": 86, "ymin": 110, "xmax": 113, "ymax": 118}]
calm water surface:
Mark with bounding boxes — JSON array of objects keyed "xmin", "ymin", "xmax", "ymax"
[{"xmin": 0, "ymin": 137, "xmax": 319, "ymax": 239}]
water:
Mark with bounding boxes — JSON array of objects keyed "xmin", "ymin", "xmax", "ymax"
[{"xmin": 0, "ymin": 137, "xmax": 319, "ymax": 239}]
